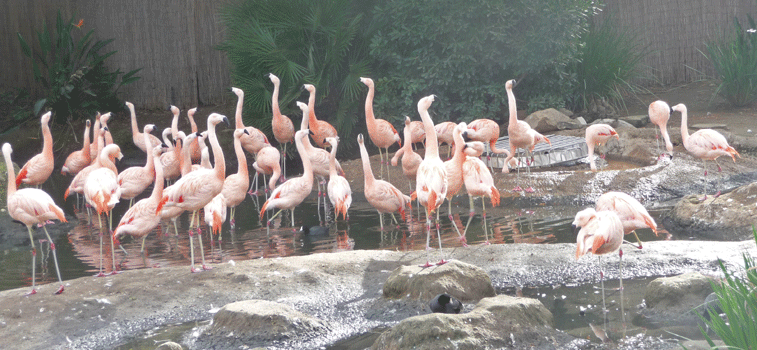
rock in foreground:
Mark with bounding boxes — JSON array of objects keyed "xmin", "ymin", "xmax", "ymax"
[{"xmin": 382, "ymin": 260, "xmax": 495, "ymax": 301}]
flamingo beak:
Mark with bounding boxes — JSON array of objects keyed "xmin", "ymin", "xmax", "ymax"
[
  {"xmin": 572, "ymin": 224, "xmax": 580, "ymax": 236},
  {"xmin": 243, "ymin": 129, "xmax": 250, "ymax": 135},
  {"xmin": 462, "ymin": 131, "xmax": 471, "ymax": 142},
  {"xmin": 222, "ymin": 116, "xmax": 230, "ymax": 127},
  {"xmin": 309, "ymin": 130, "xmax": 315, "ymax": 136}
]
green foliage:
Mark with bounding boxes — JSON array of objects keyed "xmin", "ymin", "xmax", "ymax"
[
  {"xmin": 568, "ymin": 12, "xmax": 649, "ymax": 111},
  {"xmin": 697, "ymin": 227, "xmax": 757, "ymax": 349},
  {"xmin": 368, "ymin": 0, "xmax": 593, "ymax": 122},
  {"xmin": 218, "ymin": 0, "xmax": 376, "ymax": 153},
  {"xmin": 17, "ymin": 10, "xmax": 141, "ymax": 124},
  {"xmin": 0, "ymin": 89, "xmax": 33, "ymax": 125},
  {"xmin": 706, "ymin": 15, "xmax": 757, "ymax": 107}
]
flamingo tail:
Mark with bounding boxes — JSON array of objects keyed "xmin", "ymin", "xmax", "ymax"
[
  {"xmin": 49, "ymin": 204, "xmax": 67, "ymax": 223},
  {"xmin": 490, "ymin": 186, "xmax": 501, "ymax": 207},
  {"xmin": 15, "ymin": 168, "xmax": 27, "ymax": 187}
]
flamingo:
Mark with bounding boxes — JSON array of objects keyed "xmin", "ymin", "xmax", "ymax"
[
  {"xmin": 357, "ymin": 134, "xmax": 410, "ymax": 230},
  {"xmin": 222, "ymin": 128, "xmax": 252, "ymax": 228},
  {"xmin": 231, "ymin": 87, "xmax": 271, "ymax": 156},
  {"xmin": 204, "ymin": 193, "xmax": 227, "ymax": 238},
  {"xmin": 16, "ymin": 112, "xmax": 54, "ymax": 187},
  {"xmin": 118, "ymin": 125, "xmax": 160, "ymax": 207},
  {"xmin": 596, "ymin": 191, "xmax": 658, "ymax": 249},
  {"xmin": 325, "ymin": 136, "xmax": 352, "ymax": 221},
  {"xmin": 126, "ymin": 101, "xmax": 161, "ymax": 153},
  {"xmin": 61, "ymin": 119, "xmax": 91, "ymax": 176},
  {"xmin": 99, "ymin": 112, "xmax": 114, "ymax": 146},
  {"xmin": 435, "ymin": 121, "xmax": 456, "ymax": 159},
  {"xmin": 672, "ymin": 103, "xmax": 740, "ymax": 199},
  {"xmin": 408, "ymin": 120, "xmax": 426, "ymax": 150},
  {"xmin": 361, "ymin": 77, "xmax": 402, "ymax": 181},
  {"xmin": 303, "ymin": 84, "xmax": 338, "ymax": 149},
  {"xmin": 502, "ymin": 79, "xmax": 538, "ymax": 190},
  {"xmin": 161, "ymin": 113, "xmax": 229, "ymax": 272},
  {"xmin": 114, "ymin": 144, "xmax": 167, "ymax": 254},
  {"xmin": 251, "ymin": 145, "xmax": 282, "ymax": 197},
  {"xmin": 442, "ymin": 122, "xmax": 470, "ymax": 243},
  {"xmin": 466, "ymin": 118, "xmax": 514, "ymax": 170},
  {"xmin": 511, "ymin": 128, "xmax": 551, "ymax": 192},
  {"xmin": 64, "ymin": 123, "xmax": 117, "ymax": 202},
  {"xmin": 186, "ymin": 107, "xmax": 202, "ymax": 164},
  {"xmin": 573, "ymin": 208, "xmax": 625, "ymax": 330},
  {"xmin": 260, "ymin": 129, "xmax": 314, "ymax": 231},
  {"xmin": 89, "ymin": 113, "xmax": 101, "ymax": 163},
  {"xmin": 585, "ymin": 124, "xmax": 619, "ymax": 172},
  {"xmin": 160, "ymin": 133, "xmax": 195, "ymax": 237},
  {"xmin": 460, "ymin": 140, "xmax": 501, "ymax": 244},
  {"xmin": 649, "ymin": 100, "xmax": 673, "ymax": 159},
  {"xmin": 83, "ymin": 144, "xmax": 124, "ymax": 276},
  {"xmin": 391, "ymin": 116, "xmax": 423, "ymax": 192},
  {"xmin": 413, "ymin": 95, "xmax": 448, "ymax": 267},
  {"xmin": 3, "ymin": 143, "xmax": 67, "ymax": 295},
  {"xmin": 268, "ymin": 73, "xmax": 295, "ymax": 181},
  {"xmin": 159, "ymin": 128, "xmax": 182, "ymax": 183}
]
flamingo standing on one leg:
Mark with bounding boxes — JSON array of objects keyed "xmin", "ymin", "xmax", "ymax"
[
  {"xmin": 84, "ymin": 144, "xmax": 124, "ymax": 276},
  {"xmin": 260, "ymin": 129, "xmax": 314, "ymax": 231},
  {"xmin": 585, "ymin": 124, "xmax": 619, "ymax": 172},
  {"xmin": 126, "ymin": 101, "xmax": 161, "ymax": 153},
  {"xmin": 161, "ymin": 113, "xmax": 229, "ymax": 272},
  {"xmin": 62, "ymin": 119, "xmax": 91, "ymax": 176},
  {"xmin": 413, "ymin": 95, "xmax": 448, "ymax": 267},
  {"xmin": 326, "ymin": 137, "xmax": 352, "ymax": 221},
  {"xmin": 222, "ymin": 129, "xmax": 251, "ymax": 228},
  {"xmin": 361, "ymin": 77, "xmax": 401, "ymax": 181},
  {"xmin": 435, "ymin": 122, "xmax": 456, "ymax": 160},
  {"xmin": 16, "ymin": 112, "xmax": 54, "ymax": 187},
  {"xmin": 118, "ymin": 125, "xmax": 160, "ymax": 207},
  {"xmin": 268, "ymin": 73, "xmax": 294, "ymax": 182},
  {"xmin": 573, "ymin": 208, "xmax": 625, "ymax": 331},
  {"xmin": 3, "ymin": 143, "xmax": 67, "ymax": 295},
  {"xmin": 358, "ymin": 134, "xmax": 410, "ymax": 230},
  {"xmin": 649, "ymin": 100, "xmax": 674, "ymax": 160},
  {"xmin": 114, "ymin": 144, "xmax": 167, "ymax": 254},
  {"xmin": 596, "ymin": 191, "xmax": 658, "ymax": 249},
  {"xmin": 303, "ymin": 84, "xmax": 338, "ymax": 149},
  {"xmin": 391, "ymin": 117, "xmax": 423, "ymax": 193},
  {"xmin": 672, "ymin": 103, "xmax": 740, "ymax": 200},
  {"xmin": 460, "ymin": 141, "xmax": 501, "ymax": 244},
  {"xmin": 442, "ymin": 122, "xmax": 469, "ymax": 243}
]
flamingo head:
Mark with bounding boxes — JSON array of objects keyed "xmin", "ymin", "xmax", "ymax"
[
  {"xmin": 295, "ymin": 129, "xmax": 310, "ymax": 141},
  {"xmin": 102, "ymin": 144, "xmax": 123, "ymax": 161},
  {"xmin": 266, "ymin": 73, "xmax": 279, "ymax": 85},
  {"xmin": 100, "ymin": 112, "xmax": 111, "ymax": 125},
  {"xmin": 404, "ymin": 116, "xmax": 412, "ymax": 125},
  {"xmin": 357, "ymin": 133, "xmax": 365, "ymax": 145},
  {"xmin": 233, "ymin": 128, "xmax": 247, "ymax": 140},
  {"xmin": 86, "ymin": 119, "xmax": 91, "ymax": 128},
  {"xmin": 296, "ymin": 101, "xmax": 309, "ymax": 115},
  {"xmin": 2, "ymin": 143, "xmax": 12, "ymax": 157},
  {"xmin": 303, "ymin": 84, "xmax": 315, "ymax": 93},
  {"xmin": 125, "ymin": 101, "xmax": 133, "ymax": 109},
  {"xmin": 144, "ymin": 124, "xmax": 157, "ymax": 135},
  {"xmin": 671, "ymin": 103, "xmax": 686, "ymax": 114},
  {"xmin": 572, "ymin": 208, "xmax": 597, "ymax": 235},
  {"xmin": 325, "ymin": 136, "xmax": 339, "ymax": 149},
  {"xmin": 39, "ymin": 111, "xmax": 52, "ymax": 125},
  {"xmin": 207, "ymin": 113, "xmax": 229, "ymax": 127},
  {"xmin": 359, "ymin": 77, "xmax": 373, "ymax": 87},
  {"xmin": 152, "ymin": 144, "xmax": 165, "ymax": 157},
  {"xmin": 462, "ymin": 141, "xmax": 485, "ymax": 157},
  {"xmin": 188, "ymin": 107, "xmax": 197, "ymax": 118},
  {"xmin": 231, "ymin": 87, "xmax": 243, "ymax": 97},
  {"xmin": 417, "ymin": 95, "xmax": 436, "ymax": 112},
  {"xmin": 505, "ymin": 79, "xmax": 516, "ymax": 90}
]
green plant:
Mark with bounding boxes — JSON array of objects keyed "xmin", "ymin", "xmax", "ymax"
[
  {"xmin": 368, "ymin": 0, "xmax": 593, "ymax": 122},
  {"xmin": 568, "ymin": 11, "xmax": 649, "ymax": 112},
  {"xmin": 17, "ymin": 10, "xmax": 141, "ymax": 124},
  {"xmin": 705, "ymin": 15, "xmax": 757, "ymax": 107},
  {"xmin": 697, "ymin": 227, "xmax": 757, "ymax": 349},
  {"xmin": 218, "ymin": 0, "xmax": 375, "ymax": 153}
]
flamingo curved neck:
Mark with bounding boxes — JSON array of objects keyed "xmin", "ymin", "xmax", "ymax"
[
  {"xmin": 329, "ymin": 146, "xmax": 339, "ymax": 178},
  {"xmin": 272, "ymin": 81, "xmax": 282, "ymax": 121},
  {"xmin": 188, "ymin": 113, "xmax": 198, "ymax": 133},
  {"xmin": 129, "ymin": 105, "xmax": 139, "ymax": 136},
  {"xmin": 151, "ymin": 151, "xmax": 164, "ymax": 200},
  {"xmin": 42, "ymin": 119, "xmax": 53, "ymax": 158},
  {"xmin": 234, "ymin": 136, "xmax": 248, "ymax": 177},
  {"xmin": 207, "ymin": 120, "xmax": 225, "ymax": 180},
  {"xmin": 419, "ymin": 108, "xmax": 439, "ymax": 159},
  {"xmin": 235, "ymin": 93, "xmax": 245, "ymax": 129},
  {"xmin": 3, "ymin": 149, "xmax": 16, "ymax": 197},
  {"xmin": 308, "ymin": 90, "xmax": 318, "ymax": 127},
  {"xmin": 295, "ymin": 136, "xmax": 313, "ymax": 182},
  {"xmin": 171, "ymin": 113, "xmax": 180, "ymax": 140},
  {"xmin": 679, "ymin": 109, "xmax": 690, "ymax": 144},
  {"xmin": 143, "ymin": 132, "xmax": 155, "ymax": 173},
  {"xmin": 364, "ymin": 84, "xmax": 376, "ymax": 128}
]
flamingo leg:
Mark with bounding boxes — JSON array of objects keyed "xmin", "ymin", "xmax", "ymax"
[
  {"xmin": 26, "ymin": 226, "xmax": 38, "ymax": 295},
  {"xmin": 420, "ymin": 213, "xmax": 434, "ymax": 268},
  {"xmin": 714, "ymin": 158, "xmax": 723, "ymax": 197},
  {"xmin": 619, "ymin": 248, "xmax": 625, "ymax": 329},
  {"xmin": 463, "ymin": 195, "xmax": 476, "ymax": 237},
  {"xmin": 390, "ymin": 213, "xmax": 399, "ymax": 228},
  {"xmin": 108, "ymin": 213, "xmax": 118, "ymax": 275},
  {"xmin": 140, "ymin": 235, "xmax": 147, "ymax": 254},
  {"xmin": 700, "ymin": 160, "xmax": 708, "ymax": 201},
  {"xmin": 96, "ymin": 212, "xmax": 105, "ymax": 277},
  {"xmin": 248, "ymin": 171, "xmax": 258, "ymax": 196},
  {"xmin": 448, "ymin": 199, "xmax": 466, "ymax": 245},
  {"xmin": 263, "ymin": 173, "xmax": 269, "ymax": 200},
  {"xmin": 230, "ymin": 207, "xmax": 236, "ymax": 229},
  {"xmin": 378, "ymin": 211, "xmax": 384, "ymax": 231},
  {"xmin": 188, "ymin": 211, "xmax": 198, "ymax": 272},
  {"xmin": 435, "ymin": 209, "xmax": 447, "ymax": 265},
  {"xmin": 41, "ymin": 226, "xmax": 64, "ymax": 294},
  {"xmin": 385, "ymin": 148, "xmax": 391, "ymax": 183},
  {"xmin": 598, "ymin": 255, "xmax": 607, "ymax": 330},
  {"xmin": 378, "ymin": 147, "xmax": 384, "ymax": 180},
  {"xmin": 291, "ymin": 207, "xmax": 295, "ymax": 227},
  {"xmin": 482, "ymin": 197, "xmax": 490, "ymax": 245}
]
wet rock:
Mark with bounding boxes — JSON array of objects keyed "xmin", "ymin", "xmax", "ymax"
[
  {"xmin": 382, "ymin": 260, "xmax": 495, "ymax": 301},
  {"xmin": 644, "ymin": 272, "xmax": 714, "ymax": 313},
  {"xmin": 591, "ymin": 118, "xmax": 636, "ymax": 129},
  {"xmin": 155, "ymin": 342, "xmax": 183, "ymax": 350},
  {"xmin": 680, "ymin": 339, "xmax": 726, "ymax": 350},
  {"xmin": 620, "ymin": 114, "xmax": 650, "ymax": 127},
  {"xmin": 662, "ymin": 182, "xmax": 757, "ymax": 241},
  {"xmin": 371, "ymin": 295, "xmax": 560, "ymax": 350},
  {"xmin": 199, "ymin": 300, "xmax": 328, "ymax": 346},
  {"xmin": 524, "ymin": 108, "xmax": 574, "ymax": 133}
]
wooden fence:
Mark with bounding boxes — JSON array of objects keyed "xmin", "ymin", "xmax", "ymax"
[{"xmin": 1, "ymin": 0, "xmax": 756, "ymax": 108}]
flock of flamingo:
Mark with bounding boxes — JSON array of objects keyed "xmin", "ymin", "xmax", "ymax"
[{"xmin": 3, "ymin": 75, "xmax": 742, "ymax": 302}]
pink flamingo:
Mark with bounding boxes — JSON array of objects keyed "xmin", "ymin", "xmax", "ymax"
[
  {"xmin": 89, "ymin": 113, "xmax": 101, "ymax": 163},
  {"xmin": 585, "ymin": 124, "xmax": 619, "ymax": 172},
  {"xmin": 64, "ymin": 123, "xmax": 117, "ymax": 202},
  {"xmin": 160, "ymin": 133, "xmax": 197, "ymax": 237},
  {"xmin": 260, "ymin": 129, "xmax": 314, "ymax": 230},
  {"xmin": 391, "ymin": 116, "xmax": 423, "ymax": 192},
  {"xmin": 61, "ymin": 119, "xmax": 91, "ymax": 176},
  {"xmin": 596, "ymin": 191, "xmax": 658, "ymax": 249},
  {"xmin": 413, "ymin": 95, "xmax": 448, "ymax": 267},
  {"xmin": 204, "ymin": 193, "xmax": 227, "ymax": 238},
  {"xmin": 573, "ymin": 208, "xmax": 625, "ymax": 328},
  {"xmin": 466, "ymin": 118, "xmax": 514, "ymax": 170},
  {"xmin": 326, "ymin": 136, "xmax": 352, "ymax": 221},
  {"xmin": 268, "ymin": 73, "xmax": 295, "ymax": 181},
  {"xmin": 99, "ymin": 112, "xmax": 114, "ymax": 146},
  {"xmin": 84, "ymin": 144, "xmax": 124, "ymax": 276},
  {"xmin": 126, "ymin": 101, "xmax": 161, "ymax": 153},
  {"xmin": 357, "ymin": 134, "xmax": 410, "ymax": 230},
  {"xmin": 514, "ymin": 128, "xmax": 551, "ymax": 192},
  {"xmin": 222, "ymin": 129, "xmax": 252, "ymax": 228},
  {"xmin": 461, "ymin": 140, "xmax": 501, "ymax": 243},
  {"xmin": 118, "ymin": 125, "xmax": 160, "ymax": 207},
  {"xmin": 250, "ymin": 146, "xmax": 282, "ymax": 197},
  {"xmin": 672, "ymin": 103, "xmax": 740, "ymax": 199},
  {"xmin": 649, "ymin": 100, "xmax": 673, "ymax": 159},
  {"xmin": 114, "ymin": 144, "xmax": 167, "ymax": 254},
  {"xmin": 408, "ymin": 120, "xmax": 426, "ymax": 150},
  {"xmin": 159, "ymin": 128, "xmax": 182, "ymax": 183},
  {"xmin": 303, "ymin": 84, "xmax": 338, "ymax": 149},
  {"xmin": 502, "ymin": 79, "xmax": 539, "ymax": 191},
  {"xmin": 231, "ymin": 87, "xmax": 271, "ymax": 155},
  {"xmin": 442, "ymin": 122, "xmax": 469, "ymax": 242},
  {"xmin": 361, "ymin": 77, "xmax": 401, "ymax": 181},
  {"xmin": 434, "ymin": 121, "xmax": 456, "ymax": 159},
  {"xmin": 187, "ymin": 107, "xmax": 202, "ymax": 164},
  {"xmin": 161, "ymin": 113, "xmax": 229, "ymax": 272},
  {"xmin": 16, "ymin": 112, "xmax": 54, "ymax": 187},
  {"xmin": 3, "ymin": 143, "xmax": 67, "ymax": 295}
]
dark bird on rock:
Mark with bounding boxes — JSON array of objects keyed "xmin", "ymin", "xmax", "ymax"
[{"xmin": 429, "ymin": 293, "xmax": 462, "ymax": 314}]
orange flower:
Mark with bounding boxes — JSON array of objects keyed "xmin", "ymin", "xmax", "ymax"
[{"xmin": 74, "ymin": 19, "xmax": 84, "ymax": 28}]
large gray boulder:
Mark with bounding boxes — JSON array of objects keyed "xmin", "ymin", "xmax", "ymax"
[
  {"xmin": 524, "ymin": 109, "xmax": 577, "ymax": 133},
  {"xmin": 199, "ymin": 300, "xmax": 328, "ymax": 347},
  {"xmin": 371, "ymin": 295, "xmax": 559, "ymax": 350},
  {"xmin": 619, "ymin": 114, "xmax": 650, "ymax": 127},
  {"xmin": 382, "ymin": 260, "xmax": 496, "ymax": 301},
  {"xmin": 645, "ymin": 272, "xmax": 715, "ymax": 313},
  {"xmin": 662, "ymin": 182, "xmax": 757, "ymax": 241}
]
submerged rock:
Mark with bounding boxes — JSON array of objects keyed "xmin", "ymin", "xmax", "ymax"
[
  {"xmin": 382, "ymin": 259, "xmax": 495, "ymax": 301},
  {"xmin": 155, "ymin": 342, "xmax": 183, "ymax": 350}
]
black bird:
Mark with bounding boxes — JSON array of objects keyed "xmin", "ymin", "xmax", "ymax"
[{"xmin": 429, "ymin": 293, "xmax": 462, "ymax": 314}]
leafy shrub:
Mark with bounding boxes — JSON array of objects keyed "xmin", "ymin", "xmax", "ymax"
[
  {"xmin": 368, "ymin": 0, "xmax": 594, "ymax": 122},
  {"xmin": 706, "ymin": 15, "xmax": 757, "ymax": 107},
  {"xmin": 218, "ymin": 0, "xmax": 376, "ymax": 153},
  {"xmin": 17, "ymin": 11, "xmax": 141, "ymax": 124}
]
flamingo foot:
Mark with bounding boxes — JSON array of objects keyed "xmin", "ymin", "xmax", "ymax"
[
  {"xmin": 94, "ymin": 272, "xmax": 106, "ymax": 277},
  {"xmin": 191, "ymin": 267, "xmax": 201, "ymax": 273},
  {"xmin": 714, "ymin": 191, "xmax": 722, "ymax": 198},
  {"xmin": 524, "ymin": 186, "xmax": 535, "ymax": 193},
  {"xmin": 699, "ymin": 195, "xmax": 708, "ymax": 201},
  {"xmin": 202, "ymin": 265, "xmax": 213, "ymax": 271},
  {"xmin": 26, "ymin": 289, "xmax": 37, "ymax": 296},
  {"xmin": 230, "ymin": 219, "xmax": 235, "ymax": 228},
  {"xmin": 482, "ymin": 241, "xmax": 491, "ymax": 246},
  {"xmin": 420, "ymin": 261, "xmax": 434, "ymax": 268},
  {"xmin": 512, "ymin": 186, "xmax": 523, "ymax": 192},
  {"xmin": 107, "ymin": 270, "xmax": 121, "ymax": 276},
  {"xmin": 279, "ymin": 176, "xmax": 286, "ymax": 183},
  {"xmin": 55, "ymin": 285, "xmax": 64, "ymax": 295},
  {"xmin": 600, "ymin": 154, "xmax": 606, "ymax": 159},
  {"xmin": 436, "ymin": 259, "xmax": 448, "ymax": 266},
  {"xmin": 448, "ymin": 215, "xmax": 454, "ymax": 221}
]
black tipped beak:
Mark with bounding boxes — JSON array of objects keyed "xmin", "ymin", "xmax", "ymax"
[
  {"xmin": 309, "ymin": 130, "xmax": 315, "ymax": 136},
  {"xmin": 300, "ymin": 85, "xmax": 306, "ymax": 91},
  {"xmin": 149, "ymin": 128, "xmax": 158, "ymax": 136},
  {"xmin": 229, "ymin": 87, "xmax": 234, "ymax": 92},
  {"xmin": 572, "ymin": 224, "xmax": 579, "ymax": 235},
  {"xmin": 243, "ymin": 129, "xmax": 250, "ymax": 135},
  {"xmin": 462, "ymin": 143, "xmax": 468, "ymax": 151},
  {"xmin": 265, "ymin": 73, "xmax": 271, "ymax": 78},
  {"xmin": 223, "ymin": 116, "xmax": 230, "ymax": 127},
  {"xmin": 166, "ymin": 105, "xmax": 172, "ymax": 111},
  {"xmin": 161, "ymin": 143, "xmax": 169, "ymax": 148},
  {"xmin": 103, "ymin": 126, "xmax": 109, "ymax": 132},
  {"xmin": 462, "ymin": 131, "xmax": 471, "ymax": 142}
]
